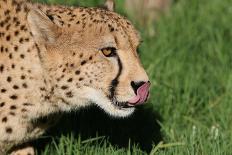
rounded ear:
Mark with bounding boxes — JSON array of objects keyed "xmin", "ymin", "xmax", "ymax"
[
  {"xmin": 27, "ymin": 8, "xmax": 61, "ymax": 44},
  {"xmin": 104, "ymin": 0, "xmax": 115, "ymax": 11}
]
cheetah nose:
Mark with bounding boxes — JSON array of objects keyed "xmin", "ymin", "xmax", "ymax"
[{"xmin": 128, "ymin": 81, "xmax": 150, "ymax": 105}]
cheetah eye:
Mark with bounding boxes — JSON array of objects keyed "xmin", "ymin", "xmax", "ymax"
[{"xmin": 100, "ymin": 47, "xmax": 117, "ymax": 57}]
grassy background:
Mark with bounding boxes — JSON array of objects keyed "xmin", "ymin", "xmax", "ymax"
[{"xmin": 33, "ymin": 0, "xmax": 232, "ymax": 154}]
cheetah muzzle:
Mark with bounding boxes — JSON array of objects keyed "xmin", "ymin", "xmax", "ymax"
[{"xmin": 111, "ymin": 81, "xmax": 150, "ymax": 108}]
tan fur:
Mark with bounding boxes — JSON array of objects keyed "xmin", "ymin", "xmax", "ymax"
[
  {"xmin": 10, "ymin": 146, "xmax": 34, "ymax": 155},
  {"xmin": 0, "ymin": 0, "xmax": 149, "ymax": 154}
]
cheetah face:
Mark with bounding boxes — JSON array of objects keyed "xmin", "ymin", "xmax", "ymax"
[{"xmin": 27, "ymin": 7, "xmax": 150, "ymax": 117}]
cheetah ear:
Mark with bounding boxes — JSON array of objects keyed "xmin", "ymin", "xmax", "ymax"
[
  {"xmin": 27, "ymin": 8, "xmax": 61, "ymax": 44},
  {"xmin": 104, "ymin": 0, "xmax": 115, "ymax": 11}
]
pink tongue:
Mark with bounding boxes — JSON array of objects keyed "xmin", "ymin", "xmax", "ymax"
[{"xmin": 128, "ymin": 82, "xmax": 150, "ymax": 105}]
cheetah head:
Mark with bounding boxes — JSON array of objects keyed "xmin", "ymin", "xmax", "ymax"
[{"xmin": 27, "ymin": 5, "xmax": 150, "ymax": 117}]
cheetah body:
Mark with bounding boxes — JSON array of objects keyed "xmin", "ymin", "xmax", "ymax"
[{"xmin": 0, "ymin": 0, "xmax": 149, "ymax": 154}]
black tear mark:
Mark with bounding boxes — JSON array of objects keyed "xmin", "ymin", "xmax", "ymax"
[
  {"xmin": 108, "ymin": 56, "xmax": 122, "ymax": 99},
  {"xmin": 47, "ymin": 14, "xmax": 54, "ymax": 22}
]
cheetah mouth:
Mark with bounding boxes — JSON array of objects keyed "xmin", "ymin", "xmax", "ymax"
[
  {"xmin": 109, "ymin": 83, "xmax": 150, "ymax": 109},
  {"xmin": 111, "ymin": 99, "xmax": 137, "ymax": 109}
]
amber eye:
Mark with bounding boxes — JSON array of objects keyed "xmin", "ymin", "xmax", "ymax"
[{"xmin": 100, "ymin": 47, "xmax": 117, "ymax": 57}]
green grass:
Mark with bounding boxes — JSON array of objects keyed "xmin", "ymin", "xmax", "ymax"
[{"xmin": 33, "ymin": 0, "xmax": 232, "ymax": 154}]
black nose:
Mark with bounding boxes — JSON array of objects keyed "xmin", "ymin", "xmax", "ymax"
[{"xmin": 131, "ymin": 81, "xmax": 146, "ymax": 94}]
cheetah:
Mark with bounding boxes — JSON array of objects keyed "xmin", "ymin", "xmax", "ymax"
[{"xmin": 0, "ymin": 0, "xmax": 150, "ymax": 154}]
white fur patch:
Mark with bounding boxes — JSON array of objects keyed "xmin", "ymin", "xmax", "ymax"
[{"xmin": 79, "ymin": 87, "xmax": 135, "ymax": 117}]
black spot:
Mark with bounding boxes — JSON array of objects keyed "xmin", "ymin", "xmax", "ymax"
[
  {"xmin": 10, "ymin": 105, "xmax": 17, "ymax": 110},
  {"xmin": 0, "ymin": 22, "xmax": 4, "ymax": 28},
  {"xmin": 15, "ymin": 21, "xmax": 20, "ymax": 27},
  {"xmin": 13, "ymin": 85, "xmax": 19, "ymax": 89},
  {"xmin": 24, "ymin": 38, "xmax": 29, "ymax": 42},
  {"xmin": 9, "ymin": 112, "xmax": 15, "ymax": 116},
  {"xmin": 7, "ymin": 76, "xmax": 12, "ymax": 82},
  {"xmin": 20, "ymin": 54, "xmax": 25, "ymax": 59},
  {"xmin": 23, "ymin": 103, "xmax": 33, "ymax": 106},
  {"xmin": 59, "ymin": 20, "xmax": 64, "ymax": 26},
  {"xmin": 0, "ymin": 46, "xmax": 4, "ymax": 52},
  {"xmin": 81, "ymin": 60, "xmax": 86, "ymax": 65},
  {"xmin": 110, "ymin": 27, "xmax": 114, "ymax": 32},
  {"xmin": 1, "ymin": 89, "xmax": 6, "ymax": 93},
  {"xmin": 0, "ymin": 65, "xmax": 4, "ymax": 72},
  {"xmin": 15, "ymin": 5, "xmax": 21, "ymax": 12},
  {"xmin": 0, "ymin": 102, "xmax": 5, "ymax": 107},
  {"xmin": 19, "ymin": 38, "xmax": 23, "ymax": 43},
  {"xmin": 44, "ymin": 95, "xmax": 50, "ymax": 100},
  {"xmin": 14, "ymin": 30, "xmax": 19, "ymax": 36},
  {"xmin": 40, "ymin": 87, "xmax": 46, "ymax": 91},
  {"xmin": 9, "ymin": 53, "xmax": 12, "ymax": 59},
  {"xmin": 22, "ymin": 83, "xmax": 27, "ymax": 88},
  {"xmin": 6, "ymin": 24, "xmax": 11, "ymax": 30},
  {"xmin": 6, "ymin": 35, "xmax": 11, "ymax": 41},
  {"xmin": 11, "ymin": 64, "xmax": 15, "ymax": 69},
  {"xmin": 21, "ymin": 75, "xmax": 25, "ymax": 79},
  {"xmin": 20, "ymin": 25, "xmax": 25, "ymax": 30},
  {"xmin": 79, "ymin": 77, "xmax": 84, "ymax": 81},
  {"xmin": 61, "ymin": 85, "xmax": 68, "ymax": 90},
  {"xmin": 66, "ymin": 91, "xmax": 73, "ymax": 98},
  {"xmin": 2, "ymin": 117, "xmax": 7, "ymax": 122},
  {"xmin": 4, "ymin": 9, "xmax": 10, "ymax": 15},
  {"xmin": 14, "ymin": 46, "xmax": 18, "ymax": 51},
  {"xmin": 21, "ymin": 108, "xmax": 27, "ymax": 112},
  {"xmin": 75, "ymin": 70, "xmax": 80, "ymax": 75},
  {"xmin": 10, "ymin": 95, "xmax": 18, "ymax": 100},
  {"xmin": 5, "ymin": 127, "xmax": 12, "ymax": 133},
  {"xmin": 67, "ymin": 78, "xmax": 73, "ymax": 82},
  {"xmin": 13, "ymin": 16, "xmax": 18, "ymax": 22},
  {"xmin": 60, "ymin": 75, "xmax": 64, "ymax": 79},
  {"xmin": 5, "ymin": 47, "xmax": 8, "ymax": 52}
]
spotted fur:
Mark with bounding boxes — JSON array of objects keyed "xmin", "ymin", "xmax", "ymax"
[{"xmin": 0, "ymin": 0, "xmax": 149, "ymax": 154}]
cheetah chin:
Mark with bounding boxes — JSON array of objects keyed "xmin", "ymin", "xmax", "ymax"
[{"xmin": 83, "ymin": 87, "xmax": 135, "ymax": 117}]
